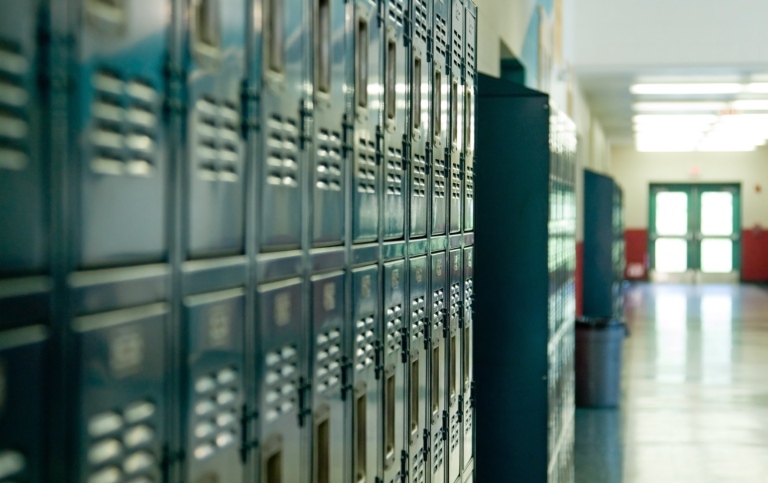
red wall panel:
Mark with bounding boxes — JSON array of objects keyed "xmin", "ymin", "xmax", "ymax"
[
  {"xmin": 625, "ymin": 229, "xmax": 648, "ymax": 281},
  {"xmin": 742, "ymin": 228, "xmax": 768, "ymax": 282}
]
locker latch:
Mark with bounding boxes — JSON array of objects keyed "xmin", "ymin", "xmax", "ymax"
[
  {"xmin": 457, "ymin": 395, "xmax": 464, "ymax": 423},
  {"xmin": 297, "ymin": 376, "xmax": 312, "ymax": 426},
  {"xmin": 441, "ymin": 411, "xmax": 449, "ymax": 441},
  {"xmin": 400, "ymin": 449, "xmax": 409, "ymax": 482},
  {"xmin": 340, "ymin": 355, "xmax": 353, "ymax": 400}
]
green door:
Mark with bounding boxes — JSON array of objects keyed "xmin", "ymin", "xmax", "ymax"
[{"xmin": 649, "ymin": 184, "xmax": 741, "ymax": 279}]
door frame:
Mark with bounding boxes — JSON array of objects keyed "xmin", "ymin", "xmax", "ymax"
[{"xmin": 648, "ymin": 183, "xmax": 741, "ymax": 282}]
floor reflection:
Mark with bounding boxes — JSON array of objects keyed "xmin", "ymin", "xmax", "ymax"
[{"xmin": 575, "ymin": 283, "xmax": 768, "ymax": 483}]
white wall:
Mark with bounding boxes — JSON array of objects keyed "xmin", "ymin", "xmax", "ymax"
[
  {"xmin": 573, "ymin": 0, "xmax": 768, "ymax": 68},
  {"xmin": 612, "ymin": 146, "xmax": 768, "ymax": 229}
]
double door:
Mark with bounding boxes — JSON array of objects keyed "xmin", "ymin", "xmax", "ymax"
[{"xmin": 649, "ymin": 184, "xmax": 740, "ymax": 281}]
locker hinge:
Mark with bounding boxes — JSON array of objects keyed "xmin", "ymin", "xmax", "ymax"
[
  {"xmin": 469, "ymin": 380, "xmax": 476, "ymax": 408},
  {"xmin": 441, "ymin": 411, "xmax": 449, "ymax": 440},
  {"xmin": 163, "ymin": 59, "xmax": 185, "ymax": 115},
  {"xmin": 402, "ymin": 137, "xmax": 412, "ymax": 169},
  {"xmin": 423, "ymin": 428, "xmax": 430, "ymax": 457},
  {"xmin": 241, "ymin": 80, "xmax": 260, "ymax": 134},
  {"xmin": 375, "ymin": 340, "xmax": 384, "ymax": 379},
  {"xmin": 457, "ymin": 301, "xmax": 464, "ymax": 328},
  {"xmin": 298, "ymin": 377, "xmax": 312, "ymax": 426},
  {"xmin": 341, "ymin": 356, "xmax": 353, "ymax": 400},
  {"xmin": 376, "ymin": 127, "xmax": 385, "ymax": 166},
  {"xmin": 342, "ymin": 113, "xmax": 355, "ymax": 157},
  {"xmin": 457, "ymin": 395, "xmax": 464, "ymax": 423},
  {"xmin": 300, "ymin": 101, "xmax": 313, "ymax": 149},
  {"xmin": 240, "ymin": 403, "xmax": 259, "ymax": 463},
  {"xmin": 401, "ymin": 328, "xmax": 409, "ymax": 364},
  {"xmin": 425, "ymin": 143, "xmax": 433, "ymax": 174},
  {"xmin": 400, "ymin": 449, "xmax": 409, "ymax": 482},
  {"xmin": 442, "ymin": 313, "xmax": 449, "ymax": 339},
  {"xmin": 377, "ymin": 0, "xmax": 386, "ymax": 26},
  {"xmin": 161, "ymin": 444, "xmax": 184, "ymax": 481}
]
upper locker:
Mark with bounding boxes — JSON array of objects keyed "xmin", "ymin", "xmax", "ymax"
[
  {"xmin": 463, "ymin": 2, "xmax": 476, "ymax": 233},
  {"xmin": 430, "ymin": 0, "xmax": 450, "ymax": 237},
  {"xmin": 350, "ymin": 0, "xmax": 382, "ymax": 243},
  {"xmin": 409, "ymin": 0, "xmax": 432, "ymax": 239},
  {"xmin": 184, "ymin": 0, "xmax": 247, "ymax": 259},
  {"xmin": 448, "ymin": 0, "xmax": 464, "ymax": 234},
  {"xmin": 311, "ymin": 0, "xmax": 347, "ymax": 247},
  {"xmin": 382, "ymin": 0, "xmax": 408, "ymax": 241},
  {"xmin": 71, "ymin": 0, "xmax": 170, "ymax": 268},
  {"xmin": 255, "ymin": 0, "xmax": 308, "ymax": 251}
]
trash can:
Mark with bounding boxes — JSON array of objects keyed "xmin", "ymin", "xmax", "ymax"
[{"xmin": 575, "ymin": 317, "xmax": 627, "ymax": 407}]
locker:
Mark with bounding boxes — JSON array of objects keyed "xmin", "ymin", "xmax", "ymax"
[
  {"xmin": 310, "ymin": 271, "xmax": 346, "ymax": 483},
  {"xmin": 0, "ymin": 327, "xmax": 46, "ymax": 482},
  {"xmin": 461, "ymin": 246, "xmax": 474, "ymax": 473},
  {"xmin": 351, "ymin": 265, "xmax": 381, "ymax": 483},
  {"xmin": 382, "ymin": 0, "xmax": 408, "ymax": 240},
  {"xmin": 0, "ymin": 0, "xmax": 47, "ymax": 275},
  {"xmin": 407, "ymin": 255, "xmax": 429, "ymax": 483},
  {"xmin": 351, "ymin": 0, "xmax": 382, "ymax": 243},
  {"xmin": 430, "ymin": 0, "xmax": 451, "ymax": 236},
  {"xmin": 255, "ymin": 0, "xmax": 308, "ymax": 250},
  {"xmin": 429, "ymin": 251, "xmax": 447, "ymax": 483},
  {"xmin": 258, "ymin": 278, "xmax": 304, "ymax": 483},
  {"xmin": 183, "ymin": 289, "xmax": 245, "ymax": 482},
  {"xmin": 72, "ymin": 0, "xmax": 170, "ymax": 267},
  {"xmin": 184, "ymin": 0, "xmax": 247, "ymax": 258},
  {"xmin": 311, "ymin": 0, "xmax": 348, "ymax": 246},
  {"xmin": 72, "ymin": 304, "xmax": 167, "ymax": 482},
  {"xmin": 462, "ymin": 2, "xmax": 476, "ymax": 233},
  {"xmin": 408, "ymin": 0, "xmax": 432, "ymax": 239},
  {"xmin": 448, "ymin": 0, "xmax": 464, "ymax": 235},
  {"xmin": 382, "ymin": 260, "xmax": 406, "ymax": 483},
  {"xmin": 447, "ymin": 248, "xmax": 462, "ymax": 483}
]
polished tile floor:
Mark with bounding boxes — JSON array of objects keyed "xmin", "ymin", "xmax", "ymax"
[{"xmin": 575, "ymin": 283, "xmax": 768, "ymax": 483}]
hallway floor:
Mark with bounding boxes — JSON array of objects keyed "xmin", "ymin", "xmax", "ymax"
[{"xmin": 575, "ymin": 283, "xmax": 768, "ymax": 483}]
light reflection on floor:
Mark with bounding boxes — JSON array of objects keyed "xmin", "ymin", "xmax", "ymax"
[{"xmin": 575, "ymin": 283, "xmax": 768, "ymax": 483}]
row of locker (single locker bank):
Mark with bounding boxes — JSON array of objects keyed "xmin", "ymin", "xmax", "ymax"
[{"xmin": 0, "ymin": 0, "xmax": 478, "ymax": 481}]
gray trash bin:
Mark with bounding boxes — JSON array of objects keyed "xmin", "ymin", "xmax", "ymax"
[{"xmin": 575, "ymin": 317, "xmax": 627, "ymax": 407}]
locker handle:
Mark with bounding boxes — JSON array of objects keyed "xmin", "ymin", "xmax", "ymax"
[{"xmin": 191, "ymin": 0, "xmax": 222, "ymax": 63}]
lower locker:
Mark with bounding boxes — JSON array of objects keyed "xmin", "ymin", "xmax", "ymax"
[
  {"xmin": 351, "ymin": 265, "xmax": 380, "ymax": 483},
  {"xmin": 310, "ymin": 271, "xmax": 346, "ymax": 483},
  {"xmin": 382, "ymin": 260, "xmax": 406, "ymax": 483},
  {"xmin": 429, "ymin": 251, "xmax": 447, "ymax": 483},
  {"xmin": 447, "ymin": 249, "xmax": 462, "ymax": 483},
  {"xmin": 461, "ymin": 246, "xmax": 474, "ymax": 474},
  {"xmin": 72, "ymin": 304, "xmax": 167, "ymax": 482},
  {"xmin": 0, "ymin": 327, "xmax": 46, "ymax": 482},
  {"xmin": 407, "ymin": 256, "xmax": 429, "ymax": 483},
  {"xmin": 258, "ymin": 279, "xmax": 304, "ymax": 483},
  {"xmin": 183, "ymin": 289, "xmax": 245, "ymax": 482}
]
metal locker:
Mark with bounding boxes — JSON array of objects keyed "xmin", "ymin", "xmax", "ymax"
[
  {"xmin": 184, "ymin": 0, "xmax": 247, "ymax": 258},
  {"xmin": 382, "ymin": 0, "xmax": 407, "ymax": 241},
  {"xmin": 0, "ymin": 327, "xmax": 46, "ymax": 482},
  {"xmin": 461, "ymin": 246, "xmax": 474, "ymax": 475},
  {"xmin": 407, "ymin": 255, "xmax": 429, "ymax": 483},
  {"xmin": 448, "ymin": 0, "xmax": 464, "ymax": 235},
  {"xmin": 382, "ymin": 260, "xmax": 406, "ymax": 483},
  {"xmin": 258, "ymin": 278, "xmax": 304, "ymax": 483},
  {"xmin": 255, "ymin": 0, "xmax": 308, "ymax": 250},
  {"xmin": 310, "ymin": 271, "xmax": 346, "ymax": 483},
  {"xmin": 429, "ymin": 251, "xmax": 447, "ymax": 483},
  {"xmin": 72, "ymin": 0, "xmax": 170, "ymax": 267},
  {"xmin": 311, "ymin": 0, "xmax": 348, "ymax": 246},
  {"xmin": 462, "ymin": 2, "xmax": 476, "ymax": 233},
  {"xmin": 350, "ymin": 0, "xmax": 382, "ymax": 243},
  {"xmin": 183, "ymin": 289, "xmax": 245, "ymax": 482},
  {"xmin": 350, "ymin": 265, "xmax": 381, "ymax": 483},
  {"xmin": 430, "ymin": 0, "xmax": 450, "ymax": 237},
  {"xmin": 72, "ymin": 304, "xmax": 167, "ymax": 482},
  {"xmin": 447, "ymin": 248, "xmax": 462, "ymax": 483},
  {"xmin": 408, "ymin": 0, "xmax": 432, "ymax": 240},
  {"xmin": 0, "ymin": 0, "xmax": 47, "ymax": 275}
]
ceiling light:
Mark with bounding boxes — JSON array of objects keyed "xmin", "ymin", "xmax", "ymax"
[
  {"xmin": 634, "ymin": 102, "xmax": 727, "ymax": 112},
  {"xmin": 744, "ymin": 83, "xmax": 768, "ymax": 93},
  {"xmin": 731, "ymin": 100, "xmax": 768, "ymax": 110},
  {"xmin": 631, "ymin": 83, "xmax": 742, "ymax": 95}
]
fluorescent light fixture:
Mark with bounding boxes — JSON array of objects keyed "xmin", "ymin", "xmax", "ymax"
[
  {"xmin": 697, "ymin": 143, "xmax": 758, "ymax": 152},
  {"xmin": 634, "ymin": 102, "xmax": 727, "ymax": 112},
  {"xmin": 633, "ymin": 114, "xmax": 717, "ymax": 124},
  {"xmin": 731, "ymin": 99, "xmax": 768, "ymax": 110},
  {"xmin": 636, "ymin": 141, "xmax": 698, "ymax": 152},
  {"xmin": 631, "ymin": 83, "xmax": 742, "ymax": 95},
  {"xmin": 744, "ymin": 83, "xmax": 768, "ymax": 93}
]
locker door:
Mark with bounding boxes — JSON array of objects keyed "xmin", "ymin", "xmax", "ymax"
[
  {"xmin": 408, "ymin": 0, "xmax": 432, "ymax": 240},
  {"xmin": 407, "ymin": 256, "xmax": 429, "ymax": 483},
  {"xmin": 461, "ymin": 246, "xmax": 474, "ymax": 472},
  {"xmin": 311, "ymin": 0, "xmax": 348, "ymax": 246},
  {"xmin": 0, "ymin": 327, "xmax": 46, "ymax": 482},
  {"xmin": 258, "ymin": 279, "xmax": 304, "ymax": 483},
  {"xmin": 382, "ymin": 260, "xmax": 406, "ymax": 483},
  {"xmin": 0, "ymin": 0, "xmax": 47, "ymax": 275},
  {"xmin": 382, "ymin": 0, "xmax": 408, "ymax": 240},
  {"xmin": 448, "ymin": 0, "xmax": 464, "ymax": 235},
  {"xmin": 310, "ymin": 272, "xmax": 346, "ymax": 483},
  {"xmin": 185, "ymin": 0, "xmax": 247, "ymax": 258},
  {"xmin": 74, "ymin": 0, "xmax": 170, "ymax": 267},
  {"xmin": 429, "ymin": 251, "xmax": 447, "ymax": 483},
  {"xmin": 72, "ymin": 304, "xmax": 167, "ymax": 482},
  {"xmin": 462, "ymin": 2, "xmax": 476, "ymax": 233},
  {"xmin": 430, "ymin": 0, "xmax": 450, "ymax": 237},
  {"xmin": 351, "ymin": 265, "xmax": 381, "ymax": 483},
  {"xmin": 183, "ymin": 289, "xmax": 245, "ymax": 482},
  {"xmin": 447, "ymin": 249, "xmax": 462, "ymax": 482},
  {"xmin": 257, "ymin": 0, "xmax": 308, "ymax": 250},
  {"xmin": 351, "ymin": 0, "xmax": 382, "ymax": 243}
]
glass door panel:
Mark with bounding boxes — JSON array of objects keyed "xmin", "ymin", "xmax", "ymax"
[
  {"xmin": 654, "ymin": 238, "xmax": 688, "ymax": 273},
  {"xmin": 653, "ymin": 190, "xmax": 690, "ymax": 272},
  {"xmin": 700, "ymin": 239, "xmax": 733, "ymax": 273},
  {"xmin": 700, "ymin": 192, "xmax": 733, "ymax": 236},
  {"xmin": 698, "ymin": 189, "xmax": 738, "ymax": 274}
]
